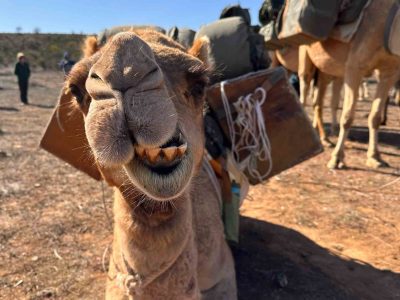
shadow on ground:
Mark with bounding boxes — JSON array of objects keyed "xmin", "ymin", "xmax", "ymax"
[
  {"xmin": 28, "ymin": 103, "xmax": 54, "ymax": 109},
  {"xmin": 347, "ymin": 126, "xmax": 400, "ymax": 149},
  {"xmin": 234, "ymin": 216, "xmax": 400, "ymax": 300},
  {"xmin": 324, "ymin": 124, "xmax": 400, "ymax": 150},
  {"xmin": 0, "ymin": 106, "xmax": 19, "ymax": 112}
]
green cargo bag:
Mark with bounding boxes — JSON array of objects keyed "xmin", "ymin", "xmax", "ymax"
[
  {"xmin": 195, "ymin": 17, "xmax": 253, "ymax": 83},
  {"xmin": 167, "ymin": 27, "xmax": 196, "ymax": 48},
  {"xmin": 277, "ymin": 0, "xmax": 341, "ymax": 46}
]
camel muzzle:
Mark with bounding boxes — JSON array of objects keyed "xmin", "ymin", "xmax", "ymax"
[{"xmin": 86, "ymin": 31, "xmax": 178, "ymax": 150}]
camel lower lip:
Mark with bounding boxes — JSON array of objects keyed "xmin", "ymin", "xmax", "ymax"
[
  {"xmin": 145, "ymin": 160, "xmax": 180, "ymax": 175},
  {"xmin": 123, "ymin": 151, "xmax": 193, "ymax": 201}
]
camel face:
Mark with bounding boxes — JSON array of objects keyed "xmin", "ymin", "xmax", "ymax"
[{"xmin": 67, "ymin": 31, "xmax": 209, "ymax": 201}]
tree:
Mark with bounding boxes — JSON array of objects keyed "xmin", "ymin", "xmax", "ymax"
[
  {"xmin": 16, "ymin": 26, "xmax": 22, "ymax": 34},
  {"xmin": 33, "ymin": 27, "xmax": 41, "ymax": 34}
]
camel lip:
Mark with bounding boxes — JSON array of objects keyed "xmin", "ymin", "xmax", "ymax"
[
  {"xmin": 123, "ymin": 149, "xmax": 193, "ymax": 201},
  {"xmin": 141, "ymin": 156, "xmax": 182, "ymax": 175},
  {"xmin": 160, "ymin": 130, "xmax": 185, "ymax": 148},
  {"xmin": 132, "ymin": 129, "xmax": 188, "ymax": 169}
]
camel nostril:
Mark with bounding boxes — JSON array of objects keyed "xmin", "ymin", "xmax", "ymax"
[{"xmin": 90, "ymin": 72, "xmax": 101, "ymax": 80}]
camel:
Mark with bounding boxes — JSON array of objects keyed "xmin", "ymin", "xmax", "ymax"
[
  {"xmin": 271, "ymin": 47, "xmax": 343, "ymax": 146},
  {"xmin": 276, "ymin": 0, "xmax": 400, "ymax": 168},
  {"xmin": 275, "ymin": 47, "xmax": 393, "ymax": 144},
  {"xmin": 298, "ymin": 0, "xmax": 400, "ymax": 169},
  {"xmin": 63, "ymin": 30, "xmax": 236, "ymax": 299}
]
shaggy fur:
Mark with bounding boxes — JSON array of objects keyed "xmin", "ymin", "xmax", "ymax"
[{"xmin": 65, "ymin": 30, "xmax": 237, "ymax": 299}]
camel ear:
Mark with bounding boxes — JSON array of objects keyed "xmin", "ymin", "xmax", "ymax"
[
  {"xmin": 189, "ymin": 36, "xmax": 212, "ymax": 68},
  {"xmin": 40, "ymin": 87, "xmax": 102, "ymax": 180},
  {"xmin": 82, "ymin": 36, "xmax": 99, "ymax": 58}
]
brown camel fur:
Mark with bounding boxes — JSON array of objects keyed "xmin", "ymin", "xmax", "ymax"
[
  {"xmin": 298, "ymin": 0, "xmax": 400, "ymax": 168},
  {"xmin": 272, "ymin": 47, "xmax": 343, "ymax": 146},
  {"xmin": 64, "ymin": 30, "xmax": 236, "ymax": 299}
]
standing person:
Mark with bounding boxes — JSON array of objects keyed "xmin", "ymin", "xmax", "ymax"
[
  {"xmin": 14, "ymin": 52, "xmax": 30, "ymax": 105},
  {"xmin": 58, "ymin": 51, "xmax": 75, "ymax": 76}
]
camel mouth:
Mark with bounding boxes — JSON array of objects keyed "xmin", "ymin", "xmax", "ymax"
[{"xmin": 123, "ymin": 131, "xmax": 193, "ymax": 201}]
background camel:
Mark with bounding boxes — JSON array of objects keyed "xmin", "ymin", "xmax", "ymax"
[
  {"xmin": 299, "ymin": 0, "xmax": 400, "ymax": 169},
  {"xmin": 271, "ymin": 47, "xmax": 343, "ymax": 146},
  {"xmin": 62, "ymin": 31, "xmax": 236, "ymax": 299}
]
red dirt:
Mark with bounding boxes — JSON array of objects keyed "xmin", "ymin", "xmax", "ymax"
[{"xmin": 0, "ymin": 70, "xmax": 399, "ymax": 299}]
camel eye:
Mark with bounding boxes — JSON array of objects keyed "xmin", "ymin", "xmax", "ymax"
[
  {"xmin": 190, "ymin": 82, "xmax": 205, "ymax": 99},
  {"xmin": 69, "ymin": 84, "xmax": 84, "ymax": 104}
]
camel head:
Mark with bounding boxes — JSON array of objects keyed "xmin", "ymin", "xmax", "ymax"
[{"xmin": 65, "ymin": 30, "xmax": 210, "ymax": 203}]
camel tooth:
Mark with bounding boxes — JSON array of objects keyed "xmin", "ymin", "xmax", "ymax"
[
  {"xmin": 177, "ymin": 143, "xmax": 187, "ymax": 157},
  {"xmin": 146, "ymin": 148, "xmax": 161, "ymax": 163},
  {"xmin": 162, "ymin": 147, "xmax": 177, "ymax": 161},
  {"xmin": 135, "ymin": 145, "xmax": 146, "ymax": 158}
]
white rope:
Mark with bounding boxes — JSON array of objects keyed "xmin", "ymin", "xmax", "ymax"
[{"xmin": 220, "ymin": 82, "xmax": 273, "ymax": 182}]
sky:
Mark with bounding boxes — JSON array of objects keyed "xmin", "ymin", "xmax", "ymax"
[{"xmin": 0, "ymin": 0, "xmax": 263, "ymax": 34}]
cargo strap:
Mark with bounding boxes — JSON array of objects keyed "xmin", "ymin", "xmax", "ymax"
[{"xmin": 220, "ymin": 82, "xmax": 273, "ymax": 182}]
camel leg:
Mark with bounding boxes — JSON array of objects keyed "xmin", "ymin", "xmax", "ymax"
[
  {"xmin": 298, "ymin": 45, "xmax": 315, "ymax": 106},
  {"xmin": 365, "ymin": 72, "xmax": 397, "ymax": 168},
  {"xmin": 269, "ymin": 51, "xmax": 280, "ymax": 68},
  {"xmin": 330, "ymin": 77, "xmax": 343, "ymax": 136},
  {"xmin": 312, "ymin": 72, "xmax": 333, "ymax": 147},
  {"xmin": 358, "ymin": 80, "xmax": 369, "ymax": 101},
  {"xmin": 327, "ymin": 67, "xmax": 363, "ymax": 169},
  {"xmin": 395, "ymin": 86, "xmax": 400, "ymax": 106},
  {"xmin": 380, "ymin": 96, "xmax": 389, "ymax": 126},
  {"xmin": 363, "ymin": 81, "xmax": 369, "ymax": 99},
  {"xmin": 358, "ymin": 83, "xmax": 364, "ymax": 101}
]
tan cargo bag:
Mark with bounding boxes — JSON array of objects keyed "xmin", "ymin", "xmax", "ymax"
[
  {"xmin": 207, "ymin": 67, "xmax": 323, "ymax": 185},
  {"xmin": 40, "ymin": 88, "xmax": 102, "ymax": 180}
]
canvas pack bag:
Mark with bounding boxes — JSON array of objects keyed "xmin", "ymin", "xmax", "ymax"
[
  {"xmin": 277, "ymin": 0, "xmax": 341, "ymax": 46},
  {"xmin": 384, "ymin": 1, "xmax": 400, "ymax": 57},
  {"xmin": 206, "ymin": 67, "xmax": 323, "ymax": 185},
  {"xmin": 195, "ymin": 17, "xmax": 254, "ymax": 83},
  {"xmin": 258, "ymin": 0, "xmax": 286, "ymax": 50},
  {"xmin": 167, "ymin": 27, "xmax": 196, "ymax": 48},
  {"xmin": 259, "ymin": 22, "xmax": 284, "ymax": 50},
  {"xmin": 220, "ymin": 4, "xmax": 251, "ymax": 26},
  {"xmin": 97, "ymin": 25, "xmax": 166, "ymax": 46}
]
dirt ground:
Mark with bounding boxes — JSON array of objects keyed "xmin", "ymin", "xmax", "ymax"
[{"xmin": 0, "ymin": 70, "xmax": 399, "ymax": 300}]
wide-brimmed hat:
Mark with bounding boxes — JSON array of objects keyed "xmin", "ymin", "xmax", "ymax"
[{"xmin": 17, "ymin": 52, "xmax": 25, "ymax": 59}]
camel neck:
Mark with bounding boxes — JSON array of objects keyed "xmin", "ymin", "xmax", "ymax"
[{"xmin": 112, "ymin": 188, "xmax": 194, "ymax": 282}]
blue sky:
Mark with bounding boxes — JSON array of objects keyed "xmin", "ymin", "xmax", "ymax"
[{"xmin": 0, "ymin": 0, "xmax": 262, "ymax": 34}]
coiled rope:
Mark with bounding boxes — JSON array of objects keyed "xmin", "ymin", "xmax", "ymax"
[{"xmin": 220, "ymin": 81, "xmax": 273, "ymax": 182}]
